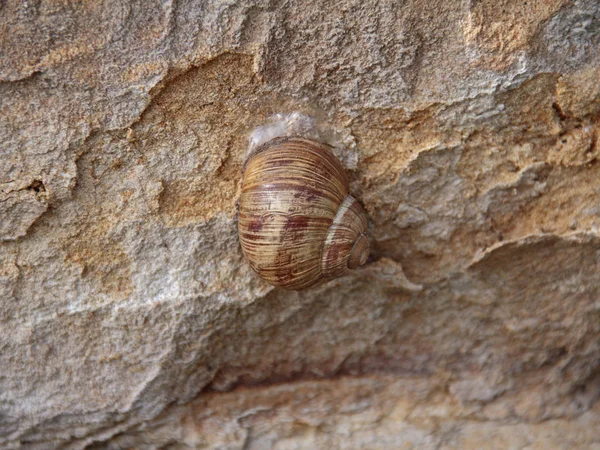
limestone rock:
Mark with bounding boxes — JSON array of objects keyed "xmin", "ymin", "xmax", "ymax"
[{"xmin": 1, "ymin": 0, "xmax": 599, "ymax": 448}]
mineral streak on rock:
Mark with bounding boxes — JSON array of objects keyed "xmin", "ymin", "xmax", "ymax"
[{"xmin": 1, "ymin": 0, "xmax": 600, "ymax": 448}]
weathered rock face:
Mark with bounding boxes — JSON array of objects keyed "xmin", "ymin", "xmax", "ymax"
[{"xmin": 1, "ymin": 0, "xmax": 600, "ymax": 448}]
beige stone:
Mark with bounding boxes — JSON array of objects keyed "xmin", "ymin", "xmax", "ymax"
[{"xmin": 1, "ymin": 0, "xmax": 599, "ymax": 448}]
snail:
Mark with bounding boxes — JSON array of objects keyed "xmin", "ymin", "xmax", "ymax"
[{"xmin": 238, "ymin": 136, "xmax": 370, "ymax": 290}]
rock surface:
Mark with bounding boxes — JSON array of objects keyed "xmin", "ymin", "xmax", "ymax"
[{"xmin": 1, "ymin": 0, "xmax": 600, "ymax": 448}]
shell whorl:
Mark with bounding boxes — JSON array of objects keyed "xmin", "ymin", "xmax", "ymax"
[
  {"xmin": 238, "ymin": 136, "xmax": 369, "ymax": 290},
  {"xmin": 321, "ymin": 195, "xmax": 370, "ymax": 279}
]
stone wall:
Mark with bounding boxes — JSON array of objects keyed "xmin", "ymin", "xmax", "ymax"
[{"xmin": 1, "ymin": 0, "xmax": 600, "ymax": 448}]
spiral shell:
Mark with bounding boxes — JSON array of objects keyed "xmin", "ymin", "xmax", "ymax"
[{"xmin": 238, "ymin": 136, "xmax": 370, "ymax": 290}]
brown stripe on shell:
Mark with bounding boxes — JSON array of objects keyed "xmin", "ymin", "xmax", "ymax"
[{"xmin": 243, "ymin": 138, "xmax": 348, "ymax": 197}]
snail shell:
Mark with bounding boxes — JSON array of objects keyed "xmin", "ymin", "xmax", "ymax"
[{"xmin": 238, "ymin": 136, "xmax": 370, "ymax": 290}]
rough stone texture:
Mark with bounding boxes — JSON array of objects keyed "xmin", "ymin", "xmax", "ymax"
[{"xmin": 1, "ymin": 0, "xmax": 600, "ymax": 448}]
